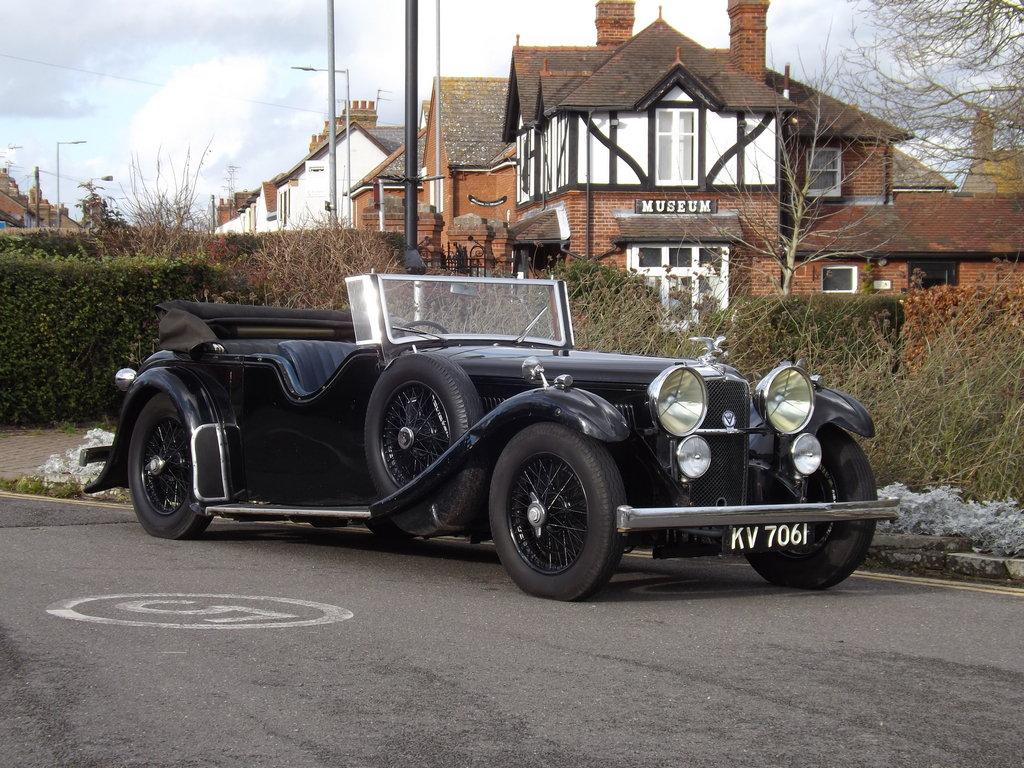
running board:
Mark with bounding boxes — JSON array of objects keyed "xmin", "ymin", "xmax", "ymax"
[{"xmin": 205, "ymin": 503, "xmax": 371, "ymax": 520}]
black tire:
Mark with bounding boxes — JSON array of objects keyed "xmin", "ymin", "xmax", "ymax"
[
  {"xmin": 364, "ymin": 353, "xmax": 486, "ymax": 537},
  {"xmin": 127, "ymin": 395, "xmax": 211, "ymax": 540},
  {"xmin": 746, "ymin": 429, "xmax": 877, "ymax": 590},
  {"xmin": 489, "ymin": 423, "xmax": 625, "ymax": 601}
]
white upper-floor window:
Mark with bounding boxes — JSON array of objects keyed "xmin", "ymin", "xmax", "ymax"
[
  {"xmin": 808, "ymin": 148, "xmax": 842, "ymax": 197},
  {"xmin": 656, "ymin": 109, "xmax": 698, "ymax": 186}
]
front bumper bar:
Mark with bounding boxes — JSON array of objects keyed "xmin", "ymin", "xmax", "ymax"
[{"xmin": 616, "ymin": 498, "xmax": 899, "ymax": 532}]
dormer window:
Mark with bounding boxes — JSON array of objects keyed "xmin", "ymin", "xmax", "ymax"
[
  {"xmin": 655, "ymin": 109, "xmax": 698, "ymax": 186},
  {"xmin": 808, "ymin": 148, "xmax": 842, "ymax": 197}
]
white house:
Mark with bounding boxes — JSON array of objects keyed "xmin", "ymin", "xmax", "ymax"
[{"xmin": 216, "ymin": 101, "xmax": 403, "ymax": 233}]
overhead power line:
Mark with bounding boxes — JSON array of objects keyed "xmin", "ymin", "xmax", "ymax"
[{"xmin": 0, "ymin": 51, "xmax": 323, "ymax": 116}]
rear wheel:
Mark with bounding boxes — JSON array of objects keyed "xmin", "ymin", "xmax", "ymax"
[
  {"xmin": 746, "ymin": 429, "xmax": 876, "ymax": 590},
  {"xmin": 127, "ymin": 395, "xmax": 211, "ymax": 540},
  {"xmin": 489, "ymin": 424, "xmax": 625, "ymax": 601}
]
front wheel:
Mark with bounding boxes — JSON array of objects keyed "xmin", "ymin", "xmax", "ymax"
[
  {"xmin": 127, "ymin": 395, "xmax": 211, "ymax": 540},
  {"xmin": 746, "ymin": 429, "xmax": 877, "ymax": 590},
  {"xmin": 489, "ymin": 424, "xmax": 625, "ymax": 601}
]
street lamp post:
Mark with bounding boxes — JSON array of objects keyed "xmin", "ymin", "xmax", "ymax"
[
  {"xmin": 292, "ymin": 64, "xmax": 352, "ymax": 225},
  {"xmin": 326, "ymin": 0, "xmax": 337, "ymax": 224},
  {"xmin": 56, "ymin": 140, "xmax": 86, "ymax": 229}
]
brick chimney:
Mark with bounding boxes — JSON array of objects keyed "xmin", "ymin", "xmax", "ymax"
[
  {"xmin": 728, "ymin": 0, "xmax": 769, "ymax": 79},
  {"xmin": 216, "ymin": 198, "xmax": 236, "ymax": 226},
  {"xmin": 972, "ymin": 110, "xmax": 995, "ymax": 161},
  {"xmin": 348, "ymin": 99, "xmax": 378, "ymax": 128},
  {"xmin": 596, "ymin": 0, "xmax": 635, "ymax": 48}
]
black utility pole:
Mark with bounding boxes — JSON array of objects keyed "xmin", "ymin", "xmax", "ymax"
[{"xmin": 404, "ymin": 0, "xmax": 426, "ymax": 273}]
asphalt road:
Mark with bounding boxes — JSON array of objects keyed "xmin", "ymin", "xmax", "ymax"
[{"xmin": 1, "ymin": 493, "xmax": 1022, "ymax": 768}]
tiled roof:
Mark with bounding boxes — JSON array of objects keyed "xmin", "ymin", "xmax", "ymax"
[
  {"xmin": 612, "ymin": 211, "xmax": 743, "ymax": 243},
  {"xmin": 368, "ymin": 126, "xmax": 405, "ymax": 155},
  {"xmin": 560, "ymin": 21, "xmax": 783, "ymax": 111},
  {"xmin": 892, "ymin": 150, "xmax": 955, "ymax": 191},
  {"xmin": 439, "ymin": 77, "xmax": 512, "ymax": 168},
  {"xmin": 509, "ymin": 20, "xmax": 785, "ymax": 132},
  {"xmin": 511, "ymin": 47, "xmax": 610, "ymax": 127},
  {"xmin": 509, "ymin": 19, "xmax": 906, "ymax": 147},
  {"xmin": 802, "ymin": 197, "xmax": 1024, "ymax": 256},
  {"xmin": 511, "ymin": 208, "xmax": 566, "ymax": 243},
  {"xmin": 763, "ymin": 71, "xmax": 907, "ymax": 141}
]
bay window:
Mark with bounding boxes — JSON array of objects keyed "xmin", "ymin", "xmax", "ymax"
[{"xmin": 629, "ymin": 244, "xmax": 729, "ymax": 321}]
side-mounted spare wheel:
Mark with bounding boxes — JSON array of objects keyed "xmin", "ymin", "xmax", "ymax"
[
  {"xmin": 489, "ymin": 423, "xmax": 626, "ymax": 601},
  {"xmin": 127, "ymin": 394, "xmax": 211, "ymax": 540},
  {"xmin": 364, "ymin": 353, "xmax": 488, "ymax": 537}
]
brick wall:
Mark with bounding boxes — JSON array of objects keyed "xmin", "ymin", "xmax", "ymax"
[
  {"xmin": 788, "ymin": 258, "xmax": 1024, "ymax": 294},
  {"xmin": 843, "ymin": 141, "xmax": 889, "ymax": 198}
]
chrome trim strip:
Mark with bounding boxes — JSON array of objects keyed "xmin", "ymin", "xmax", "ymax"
[
  {"xmin": 190, "ymin": 424, "xmax": 230, "ymax": 504},
  {"xmin": 206, "ymin": 504, "xmax": 371, "ymax": 520},
  {"xmin": 616, "ymin": 498, "xmax": 899, "ymax": 532}
]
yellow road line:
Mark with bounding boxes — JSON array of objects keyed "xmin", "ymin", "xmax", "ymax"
[
  {"xmin": 852, "ymin": 570, "xmax": 1024, "ymax": 598},
  {"xmin": 0, "ymin": 490, "xmax": 130, "ymax": 511}
]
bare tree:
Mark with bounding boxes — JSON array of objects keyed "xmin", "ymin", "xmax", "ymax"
[
  {"xmin": 725, "ymin": 60, "xmax": 899, "ymax": 294},
  {"xmin": 847, "ymin": 0, "xmax": 1024, "ymax": 177},
  {"xmin": 122, "ymin": 142, "xmax": 212, "ymax": 232}
]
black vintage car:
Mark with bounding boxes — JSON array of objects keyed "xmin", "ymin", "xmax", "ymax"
[{"xmin": 87, "ymin": 273, "xmax": 896, "ymax": 600}]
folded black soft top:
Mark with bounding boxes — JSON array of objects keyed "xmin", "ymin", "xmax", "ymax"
[{"xmin": 156, "ymin": 300, "xmax": 356, "ymax": 354}]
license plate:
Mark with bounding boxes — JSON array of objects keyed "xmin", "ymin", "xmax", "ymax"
[{"xmin": 724, "ymin": 523, "xmax": 813, "ymax": 553}]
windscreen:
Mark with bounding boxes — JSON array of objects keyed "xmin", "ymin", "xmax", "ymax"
[{"xmin": 377, "ymin": 276, "xmax": 567, "ymax": 346}]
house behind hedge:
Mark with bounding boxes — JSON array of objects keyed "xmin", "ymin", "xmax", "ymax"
[{"xmin": 351, "ymin": 0, "xmax": 1023, "ymax": 303}]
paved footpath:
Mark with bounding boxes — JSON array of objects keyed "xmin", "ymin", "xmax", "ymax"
[
  {"xmin": 1, "ymin": 492, "xmax": 1022, "ymax": 768},
  {"xmin": 0, "ymin": 429, "xmax": 92, "ymax": 480}
]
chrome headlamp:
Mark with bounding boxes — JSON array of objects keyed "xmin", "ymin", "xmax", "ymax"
[
  {"xmin": 648, "ymin": 366, "xmax": 707, "ymax": 437},
  {"xmin": 755, "ymin": 364, "xmax": 815, "ymax": 435}
]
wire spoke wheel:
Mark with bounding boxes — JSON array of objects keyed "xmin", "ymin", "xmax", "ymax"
[
  {"xmin": 380, "ymin": 383, "xmax": 451, "ymax": 486},
  {"xmin": 508, "ymin": 454, "xmax": 589, "ymax": 575},
  {"xmin": 779, "ymin": 465, "xmax": 838, "ymax": 559},
  {"xmin": 141, "ymin": 417, "xmax": 191, "ymax": 517}
]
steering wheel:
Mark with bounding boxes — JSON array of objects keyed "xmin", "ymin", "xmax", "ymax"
[{"xmin": 401, "ymin": 319, "xmax": 450, "ymax": 335}]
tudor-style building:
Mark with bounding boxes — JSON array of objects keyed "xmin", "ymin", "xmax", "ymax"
[
  {"xmin": 505, "ymin": 0, "xmax": 796, "ymax": 307},
  {"xmin": 504, "ymin": 0, "xmax": 1022, "ymax": 301}
]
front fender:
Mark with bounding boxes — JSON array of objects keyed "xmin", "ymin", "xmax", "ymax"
[
  {"xmin": 808, "ymin": 386, "xmax": 875, "ymax": 439},
  {"xmin": 85, "ymin": 366, "xmax": 233, "ymax": 494},
  {"xmin": 370, "ymin": 386, "xmax": 630, "ymax": 518}
]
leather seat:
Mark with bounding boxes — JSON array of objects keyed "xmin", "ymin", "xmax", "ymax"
[{"xmin": 277, "ymin": 340, "xmax": 357, "ymax": 394}]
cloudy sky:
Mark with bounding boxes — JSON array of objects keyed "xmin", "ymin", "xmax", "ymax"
[{"xmin": 0, "ymin": 0, "xmax": 861, "ymax": 215}]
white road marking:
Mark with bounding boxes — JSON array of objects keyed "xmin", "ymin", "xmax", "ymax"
[{"xmin": 46, "ymin": 593, "xmax": 353, "ymax": 629}]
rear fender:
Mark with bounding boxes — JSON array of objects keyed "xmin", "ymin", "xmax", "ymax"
[
  {"xmin": 370, "ymin": 386, "xmax": 630, "ymax": 518},
  {"xmin": 85, "ymin": 366, "xmax": 242, "ymax": 501}
]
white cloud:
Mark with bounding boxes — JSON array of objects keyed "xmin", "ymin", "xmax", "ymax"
[
  {"xmin": 126, "ymin": 56, "xmax": 317, "ymax": 197},
  {"xmin": 2, "ymin": 0, "xmax": 865, "ymax": 205}
]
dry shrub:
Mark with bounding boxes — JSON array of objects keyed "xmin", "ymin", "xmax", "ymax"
[
  {"xmin": 866, "ymin": 283, "xmax": 1024, "ymax": 500},
  {"xmin": 559, "ymin": 260, "xmax": 1023, "ymax": 501},
  {"xmin": 232, "ymin": 228, "xmax": 403, "ymax": 309}
]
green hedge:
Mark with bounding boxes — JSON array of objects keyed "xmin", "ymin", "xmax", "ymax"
[{"xmin": 0, "ymin": 256, "xmax": 225, "ymax": 424}]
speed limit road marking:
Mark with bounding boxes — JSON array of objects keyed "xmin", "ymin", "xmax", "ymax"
[{"xmin": 46, "ymin": 594, "xmax": 353, "ymax": 629}]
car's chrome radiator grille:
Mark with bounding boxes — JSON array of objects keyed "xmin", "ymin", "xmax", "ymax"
[{"xmin": 692, "ymin": 379, "xmax": 750, "ymax": 508}]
